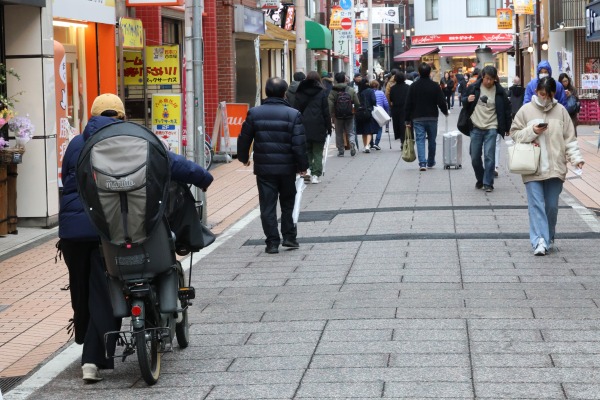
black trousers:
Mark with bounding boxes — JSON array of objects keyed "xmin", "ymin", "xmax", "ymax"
[
  {"xmin": 256, "ymin": 174, "xmax": 297, "ymax": 246},
  {"xmin": 61, "ymin": 240, "xmax": 122, "ymax": 369}
]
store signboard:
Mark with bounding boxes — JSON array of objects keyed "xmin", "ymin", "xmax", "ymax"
[
  {"xmin": 411, "ymin": 33, "xmax": 513, "ymax": 45},
  {"xmin": 120, "ymin": 18, "xmax": 144, "ymax": 50},
  {"xmin": 514, "ymin": 0, "xmax": 534, "ymax": 15},
  {"xmin": 123, "ymin": 45, "xmax": 180, "ymax": 85},
  {"xmin": 581, "ymin": 73, "xmax": 600, "ymax": 90},
  {"xmin": 53, "ymin": 0, "xmax": 115, "ymax": 24},
  {"xmin": 234, "ymin": 5, "xmax": 266, "ymax": 35},
  {"xmin": 355, "ymin": 20, "xmax": 368, "ymax": 38},
  {"xmin": 152, "ymin": 94, "xmax": 182, "ymax": 155},
  {"xmin": 370, "ymin": 7, "xmax": 399, "ymax": 24}
]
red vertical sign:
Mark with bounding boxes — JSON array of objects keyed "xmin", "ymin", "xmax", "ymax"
[{"xmin": 355, "ymin": 40, "xmax": 362, "ymax": 55}]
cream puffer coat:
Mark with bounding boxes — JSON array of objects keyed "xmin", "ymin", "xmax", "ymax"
[{"xmin": 509, "ymin": 95, "xmax": 584, "ymax": 183}]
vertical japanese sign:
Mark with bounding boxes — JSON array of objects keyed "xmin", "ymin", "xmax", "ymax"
[
  {"xmin": 152, "ymin": 94, "xmax": 182, "ymax": 154},
  {"xmin": 497, "ymin": 8, "xmax": 513, "ymax": 29},
  {"xmin": 54, "ymin": 40, "xmax": 69, "ymax": 187},
  {"xmin": 123, "ymin": 45, "xmax": 180, "ymax": 85}
]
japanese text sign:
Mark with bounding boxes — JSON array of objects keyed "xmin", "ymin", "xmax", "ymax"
[
  {"xmin": 152, "ymin": 94, "xmax": 182, "ymax": 154},
  {"xmin": 123, "ymin": 45, "xmax": 180, "ymax": 85},
  {"xmin": 120, "ymin": 18, "xmax": 144, "ymax": 50}
]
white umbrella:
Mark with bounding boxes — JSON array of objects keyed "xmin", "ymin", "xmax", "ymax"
[
  {"xmin": 292, "ymin": 175, "xmax": 307, "ymax": 224},
  {"xmin": 321, "ymin": 135, "xmax": 330, "ymax": 176}
]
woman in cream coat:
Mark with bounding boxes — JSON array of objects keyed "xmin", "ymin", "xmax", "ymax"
[{"xmin": 510, "ymin": 77, "xmax": 584, "ymax": 256}]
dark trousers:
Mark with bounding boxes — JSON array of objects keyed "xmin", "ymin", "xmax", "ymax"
[
  {"xmin": 61, "ymin": 240, "xmax": 122, "ymax": 369},
  {"xmin": 256, "ymin": 174, "xmax": 297, "ymax": 246}
]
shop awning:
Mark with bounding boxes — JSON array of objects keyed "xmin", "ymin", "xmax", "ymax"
[
  {"xmin": 438, "ymin": 45, "xmax": 479, "ymax": 57},
  {"xmin": 393, "ymin": 46, "xmax": 438, "ymax": 61},
  {"xmin": 260, "ymin": 22, "xmax": 296, "ymax": 50},
  {"xmin": 306, "ymin": 20, "xmax": 332, "ymax": 50},
  {"xmin": 487, "ymin": 44, "xmax": 513, "ymax": 54}
]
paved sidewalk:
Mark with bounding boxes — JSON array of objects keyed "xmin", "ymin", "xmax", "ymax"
[{"xmin": 5, "ymin": 111, "xmax": 600, "ymax": 399}]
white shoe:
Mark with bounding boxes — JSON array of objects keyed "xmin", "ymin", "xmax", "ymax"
[
  {"xmin": 362, "ymin": 148, "xmax": 370, "ymax": 153},
  {"xmin": 304, "ymin": 168, "xmax": 311, "ymax": 179},
  {"xmin": 311, "ymin": 175, "xmax": 320, "ymax": 184},
  {"xmin": 82, "ymin": 363, "xmax": 103, "ymax": 383},
  {"xmin": 533, "ymin": 238, "xmax": 547, "ymax": 256}
]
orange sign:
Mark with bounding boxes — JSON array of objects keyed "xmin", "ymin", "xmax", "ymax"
[
  {"xmin": 497, "ymin": 8, "xmax": 513, "ymax": 29},
  {"xmin": 355, "ymin": 20, "xmax": 368, "ymax": 38},
  {"xmin": 514, "ymin": 0, "xmax": 534, "ymax": 15}
]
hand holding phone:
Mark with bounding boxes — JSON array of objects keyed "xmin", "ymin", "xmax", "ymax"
[{"xmin": 537, "ymin": 123, "xmax": 548, "ymax": 128}]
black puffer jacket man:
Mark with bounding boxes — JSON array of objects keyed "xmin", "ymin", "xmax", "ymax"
[{"xmin": 238, "ymin": 77, "xmax": 309, "ymax": 254}]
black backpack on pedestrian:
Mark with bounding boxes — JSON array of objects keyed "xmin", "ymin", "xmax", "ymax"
[
  {"xmin": 334, "ymin": 88, "xmax": 354, "ymax": 119},
  {"xmin": 355, "ymin": 90, "xmax": 373, "ymax": 124}
]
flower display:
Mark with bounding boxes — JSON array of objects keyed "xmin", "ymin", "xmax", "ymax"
[
  {"xmin": 0, "ymin": 108, "xmax": 14, "ymax": 129},
  {"xmin": 8, "ymin": 115, "xmax": 34, "ymax": 147}
]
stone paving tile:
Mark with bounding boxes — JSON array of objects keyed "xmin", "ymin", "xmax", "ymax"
[
  {"xmin": 384, "ymin": 382, "xmax": 474, "ymax": 398},
  {"xmin": 295, "ymin": 382, "xmax": 383, "ymax": 398},
  {"xmin": 474, "ymin": 382, "xmax": 565, "ymax": 399}
]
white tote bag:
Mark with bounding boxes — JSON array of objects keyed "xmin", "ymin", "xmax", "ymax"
[
  {"xmin": 371, "ymin": 105, "xmax": 391, "ymax": 127},
  {"xmin": 507, "ymin": 141, "xmax": 541, "ymax": 175}
]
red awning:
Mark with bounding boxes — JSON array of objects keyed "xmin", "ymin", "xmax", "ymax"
[
  {"xmin": 438, "ymin": 45, "xmax": 479, "ymax": 57},
  {"xmin": 487, "ymin": 44, "xmax": 513, "ymax": 54},
  {"xmin": 393, "ymin": 46, "xmax": 438, "ymax": 61}
]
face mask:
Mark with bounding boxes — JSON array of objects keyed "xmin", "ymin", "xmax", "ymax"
[
  {"xmin": 535, "ymin": 96, "xmax": 551, "ymax": 107},
  {"xmin": 539, "ymin": 73, "xmax": 549, "ymax": 79}
]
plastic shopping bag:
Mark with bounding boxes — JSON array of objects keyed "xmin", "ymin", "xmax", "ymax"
[{"xmin": 292, "ymin": 175, "xmax": 306, "ymax": 224}]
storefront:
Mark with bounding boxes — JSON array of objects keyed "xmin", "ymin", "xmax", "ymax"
[
  {"xmin": 234, "ymin": 5, "xmax": 265, "ymax": 106},
  {"xmin": 259, "ymin": 22, "xmax": 296, "ymax": 96}
]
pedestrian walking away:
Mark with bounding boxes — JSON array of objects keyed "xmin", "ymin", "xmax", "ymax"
[
  {"xmin": 463, "ymin": 66, "xmax": 511, "ymax": 192},
  {"xmin": 389, "ymin": 71, "xmax": 410, "ymax": 146},
  {"xmin": 510, "ymin": 77, "xmax": 584, "ymax": 255},
  {"xmin": 369, "ymin": 79, "xmax": 390, "ymax": 150},
  {"xmin": 405, "ymin": 62, "xmax": 448, "ymax": 171},
  {"xmin": 285, "ymin": 71, "xmax": 306, "ymax": 107},
  {"xmin": 559, "ymin": 72, "xmax": 580, "ymax": 137},
  {"xmin": 293, "ymin": 71, "xmax": 332, "ymax": 184},
  {"xmin": 355, "ymin": 80, "xmax": 378, "ymax": 153},
  {"xmin": 328, "ymin": 72, "xmax": 361, "ymax": 157},
  {"xmin": 238, "ymin": 77, "xmax": 309, "ymax": 254}
]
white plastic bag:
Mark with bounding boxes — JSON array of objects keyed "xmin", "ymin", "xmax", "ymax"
[
  {"xmin": 371, "ymin": 105, "xmax": 391, "ymax": 127},
  {"xmin": 292, "ymin": 175, "xmax": 306, "ymax": 224},
  {"xmin": 322, "ymin": 135, "xmax": 330, "ymax": 176}
]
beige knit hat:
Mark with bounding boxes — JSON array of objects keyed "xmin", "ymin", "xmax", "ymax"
[{"xmin": 90, "ymin": 93, "xmax": 125, "ymax": 119}]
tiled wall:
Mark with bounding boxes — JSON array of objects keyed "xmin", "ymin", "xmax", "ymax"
[{"xmin": 133, "ymin": 6, "xmax": 162, "ymax": 45}]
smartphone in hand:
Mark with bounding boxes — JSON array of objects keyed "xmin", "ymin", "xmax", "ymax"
[{"xmin": 537, "ymin": 123, "xmax": 548, "ymax": 128}]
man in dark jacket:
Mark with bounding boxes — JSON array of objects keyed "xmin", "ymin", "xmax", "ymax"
[
  {"xmin": 238, "ymin": 77, "xmax": 309, "ymax": 254},
  {"xmin": 285, "ymin": 71, "xmax": 306, "ymax": 107},
  {"xmin": 405, "ymin": 62, "xmax": 449, "ymax": 171},
  {"xmin": 59, "ymin": 94, "xmax": 213, "ymax": 383},
  {"xmin": 463, "ymin": 66, "xmax": 511, "ymax": 192},
  {"xmin": 328, "ymin": 72, "xmax": 361, "ymax": 157}
]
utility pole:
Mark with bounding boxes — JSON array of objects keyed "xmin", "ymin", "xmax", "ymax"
[
  {"xmin": 535, "ymin": 0, "xmax": 541, "ymax": 65},
  {"xmin": 367, "ymin": 0, "xmax": 373, "ymax": 80},
  {"xmin": 296, "ymin": 0, "xmax": 307, "ymax": 72},
  {"xmin": 192, "ymin": 0, "xmax": 207, "ymax": 221}
]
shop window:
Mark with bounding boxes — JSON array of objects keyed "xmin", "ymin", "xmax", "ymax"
[
  {"xmin": 466, "ymin": 0, "xmax": 502, "ymax": 17},
  {"xmin": 426, "ymin": 0, "xmax": 438, "ymax": 21},
  {"xmin": 162, "ymin": 18, "xmax": 181, "ymax": 45}
]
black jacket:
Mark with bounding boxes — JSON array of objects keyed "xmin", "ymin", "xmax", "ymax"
[
  {"xmin": 238, "ymin": 97, "xmax": 309, "ymax": 176},
  {"xmin": 405, "ymin": 76, "xmax": 448, "ymax": 122},
  {"xmin": 293, "ymin": 79, "xmax": 332, "ymax": 142},
  {"xmin": 508, "ymin": 84, "xmax": 525, "ymax": 116},
  {"xmin": 463, "ymin": 80, "xmax": 512, "ymax": 135}
]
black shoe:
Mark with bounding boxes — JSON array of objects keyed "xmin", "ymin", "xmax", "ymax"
[
  {"xmin": 282, "ymin": 239, "xmax": 300, "ymax": 249},
  {"xmin": 475, "ymin": 181, "xmax": 483, "ymax": 189},
  {"xmin": 483, "ymin": 185, "xmax": 494, "ymax": 192},
  {"xmin": 265, "ymin": 244, "xmax": 279, "ymax": 254}
]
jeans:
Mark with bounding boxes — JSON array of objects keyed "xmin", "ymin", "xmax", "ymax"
[
  {"xmin": 256, "ymin": 174, "xmax": 297, "ymax": 246},
  {"xmin": 451, "ymin": 92, "xmax": 455, "ymax": 108},
  {"xmin": 525, "ymin": 179, "xmax": 563, "ymax": 249},
  {"xmin": 413, "ymin": 120, "xmax": 438, "ymax": 167},
  {"xmin": 495, "ymin": 134, "xmax": 501, "ymax": 168},
  {"xmin": 469, "ymin": 127, "xmax": 497, "ymax": 186},
  {"xmin": 372, "ymin": 124, "xmax": 384, "ymax": 145}
]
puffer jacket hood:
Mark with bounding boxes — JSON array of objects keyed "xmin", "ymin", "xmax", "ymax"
[
  {"xmin": 288, "ymin": 80, "xmax": 301, "ymax": 94},
  {"xmin": 510, "ymin": 96, "xmax": 584, "ymax": 183},
  {"xmin": 297, "ymin": 79, "xmax": 324, "ymax": 97},
  {"xmin": 537, "ymin": 60, "xmax": 553, "ymax": 76}
]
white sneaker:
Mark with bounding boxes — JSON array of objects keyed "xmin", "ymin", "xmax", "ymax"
[
  {"xmin": 304, "ymin": 168, "xmax": 311, "ymax": 179},
  {"xmin": 362, "ymin": 148, "xmax": 370, "ymax": 153},
  {"xmin": 82, "ymin": 363, "xmax": 103, "ymax": 383},
  {"xmin": 311, "ymin": 175, "xmax": 320, "ymax": 184},
  {"xmin": 533, "ymin": 238, "xmax": 547, "ymax": 256}
]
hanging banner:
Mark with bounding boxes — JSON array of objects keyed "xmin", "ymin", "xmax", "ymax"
[
  {"xmin": 581, "ymin": 73, "xmax": 600, "ymax": 89},
  {"xmin": 370, "ymin": 7, "xmax": 400, "ymax": 24},
  {"xmin": 54, "ymin": 41, "xmax": 69, "ymax": 187},
  {"xmin": 514, "ymin": 0, "xmax": 534, "ymax": 15},
  {"xmin": 355, "ymin": 20, "xmax": 368, "ymax": 38},
  {"xmin": 152, "ymin": 94, "xmax": 182, "ymax": 154},
  {"xmin": 120, "ymin": 18, "xmax": 144, "ymax": 50},
  {"xmin": 123, "ymin": 45, "xmax": 180, "ymax": 85},
  {"xmin": 497, "ymin": 8, "xmax": 513, "ymax": 29}
]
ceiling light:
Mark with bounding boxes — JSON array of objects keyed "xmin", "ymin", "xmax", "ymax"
[{"xmin": 53, "ymin": 20, "xmax": 88, "ymax": 28}]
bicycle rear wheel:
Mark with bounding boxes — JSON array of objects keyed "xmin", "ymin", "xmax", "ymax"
[
  {"xmin": 204, "ymin": 141, "xmax": 213, "ymax": 170},
  {"xmin": 136, "ymin": 319, "xmax": 161, "ymax": 385},
  {"xmin": 175, "ymin": 263, "xmax": 190, "ymax": 348}
]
